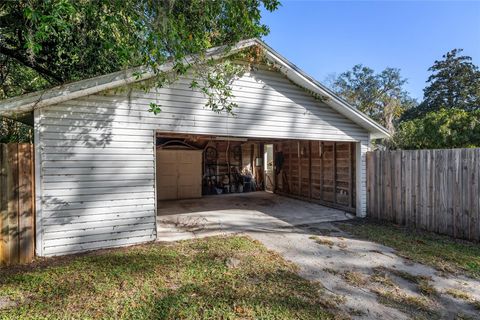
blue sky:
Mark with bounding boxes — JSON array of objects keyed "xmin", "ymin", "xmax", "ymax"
[{"xmin": 261, "ymin": 0, "xmax": 480, "ymax": 100}]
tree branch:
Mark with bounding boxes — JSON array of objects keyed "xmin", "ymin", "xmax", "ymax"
[{"xmin": 0, "ymin": 45, "xmax": 63, "ymax": 84}]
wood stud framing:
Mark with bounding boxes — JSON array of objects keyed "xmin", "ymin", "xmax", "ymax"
[{"xmin": 275, "ymin": 140, "xmax": 357, "ymax": 213}]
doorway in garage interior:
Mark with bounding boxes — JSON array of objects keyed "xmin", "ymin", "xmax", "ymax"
[
  {"xmin": 264, "ymin": 144, "xmax": 274, "ymax": 192},
  {"xmin": 155, "ymin": 132, "xmax": 358, "ymax": 214}
]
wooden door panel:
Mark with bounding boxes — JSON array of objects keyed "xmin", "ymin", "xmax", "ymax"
[{"xmin": 157, "ymin": 150, "xmax": 202, "ymax": 200}]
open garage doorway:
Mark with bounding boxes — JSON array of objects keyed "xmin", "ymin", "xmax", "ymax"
[{"xmin": 155, "ymin": 132, "xmax": 358, "ymax": 215}]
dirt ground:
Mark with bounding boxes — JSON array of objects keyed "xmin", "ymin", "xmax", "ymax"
[{"xmin": 157, "ymin": 192, "xmax": 480, "ymax": 319}]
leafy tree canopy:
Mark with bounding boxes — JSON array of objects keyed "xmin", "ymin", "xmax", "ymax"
[
  {"xmin": 0, "ymin": 0, "xmax": 279, "ymax": 141},
  {"xmin": 403, "ymin": 49, "xmax": 480, "ymax": 120},
  {"xmin": 331, "ymin": 64, "xmax": 416, "ymax": 134},
  {"xmin": 1, "ymin": 0, "xmax": 279, "ymax": 98},
  {"xmin": 394, "ymin": 108, "xmax": 480, "ymax": 150}
]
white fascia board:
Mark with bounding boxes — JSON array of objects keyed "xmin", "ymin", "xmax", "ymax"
[{"xmin": 0, "ymin": 66, "xmax": 153, "ymax": 118}]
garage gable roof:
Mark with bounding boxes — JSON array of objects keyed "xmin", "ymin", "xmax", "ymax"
[{"xmin": 0, "ymin": 38, "xmax": 389, "ymax": 139}]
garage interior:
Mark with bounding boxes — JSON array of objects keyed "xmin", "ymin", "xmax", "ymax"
[{"xmin": 155, "ymin": 132, "xmax": 357, "ymax": 214}]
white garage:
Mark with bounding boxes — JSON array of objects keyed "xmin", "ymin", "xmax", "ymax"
[{"xmin": 0, "ymin": 38, "xmax": 389, "ymax": 256}]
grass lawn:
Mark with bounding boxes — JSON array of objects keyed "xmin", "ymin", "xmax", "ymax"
[
  {"xmin": 338, "ymin": 220, "xmax": 480, "ymax": 279},
  {"xmin": 0, "ymin": 236, "xmax": 338, "ymax": 320}
]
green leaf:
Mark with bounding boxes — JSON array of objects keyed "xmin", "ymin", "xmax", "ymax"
[{"xmin": 148, "ymin": 102, "xmax": 162, "ymax": 115}]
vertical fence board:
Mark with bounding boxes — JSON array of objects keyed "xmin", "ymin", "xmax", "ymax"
[
  {"xmin": 385, "ymin": 152, "xmax": 392, "ymax": 222},
  {"xmin": 461, "ymin": 149, "xmax": 468, "ymax": 239},
  {"xmin": 468, "ymin": 149, "xmax": 478, "ymax": 241},
  {"xmin": 0, "ymin": 143, "xmax": 35, "ymax": 266},
  {"xmin": 410, "ymin": 151, "xmax": 416, "ymax": 227},
  {"xmin": 390, "ymin": 152, "xmax": 396, "ymax": 223},
  {"xmin": 476, "ymin": 149, "xmax": 480, "ymax": 241},
  {"xmin": 394, "ymin": 152, "xmax": 402, "ymax": 224},
  {"xmin": 414, "ymin": 150, "xmax": 421, "ymax": 228},
  {"xmin": 18, "ymin": 144, "xmax": 34, "ymax": 263},
  {"xmin": 403, "ymin": 151, "xmax": 411, "ymax": 226},
  {"xmin": 453, "ymin": 150, "xmax": 462, "ymax": 238},
  {"xmin": 436, "ymin": 151, "xmax": 442, "ymax": 233},
  {"xmin": 367, "ymin": 148, "xmax": 480, "ymax": 242},
  {"xmin": 432, "ymin": 150, "xmax": 437, "ymax": 232},
  {"xmin": 6, "ymin": 144, "xmax": 19, "ymax": 264},
  {"xmin": 418, "ymin": 150, "xmax": 426, "ymax": 229},
  {"xmin": 376, "ymin": 151, "xmax": 382, "ymax": 220},
  {"xmin": 437, "ymin": 150, "xmax": 447, "ymax": 235},
  {"xmin": 366, "ymin": 152, "xmax": 374, "ymax": 219},
  {"xmin": 427, "ymin": 150, "xmax": 437, "ymax": 232},
  {"xmin": 446, "ymin": 149, "xmax": 454, "ymax": 236},
  {"xmin": 0, "ymin": 145, "xmax": 6, "ymax": 264},
  {"xmin": 379, "ymin": 151, "xmax": 385, "ymax": 221},
  {"xmin": 425, "ymin": 150, "xmax": 431, "ymax": 230},
  {"xmin": 400, "ymin": 151, "xmax": 406, "ymax": 225}
]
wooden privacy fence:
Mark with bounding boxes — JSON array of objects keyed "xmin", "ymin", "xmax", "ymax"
[
  {"xmin": 0, "ymin": 144, "xmax": 35, "ymax": 265},
  {"xmin": 367, "ymin": 148, "xmax": 480, "ymax": 242}
]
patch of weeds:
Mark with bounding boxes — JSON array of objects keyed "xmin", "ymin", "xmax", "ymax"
[
  {"xmin": 373, "ymin": 287, "xmax": 438, "ymax": 319},
  {"xmin": 348, "ymin": 307, "xmax": 366, "ymax": 317},
  {"xmin": 330, "ymin": 293, "xmax": 347, "ymax": 306},
  {"xmin": 455, "ymin": 313, "xmax": 476, "ymax": 320},
  {"xmin": 417, "ymin": 281, "xmax": 437, "ymax": 296},
  {"xmin": 370, "ymin": 268, "xmax": 396, "ymax": 288},
  {"xmin": 445, "ymin": 289, "xmax": 480, "ymax": 313},
  {"xmin": 307, "ymin": 227, "xmax": 336, "ymax": 236},
  {"xmin": 310, "ymin": 236, "xmax": 334, "ymax": 248},
  {"xmin": 472, "ymin": 300, "xmax": 480, "ymax": 311},
  {"xmin": 378, "ymin": 267, "xmax": 437, "ymax": 296},
  {"xmin": 445, "ymin": 288, "xmax": 472, "ymax": 301},
  {"xmin": 338, "ymin": 220, "xmax": 480, "ymax": 279},
  {"xmin": 337, "ymin": 242, "xmax": 348, "ymax": 249},
  {"xmin": 342, "ymin": 271, "xmax": 367, "ymax": 287},
  {"xmin": 390, "ymin": 269, "xmax": 432, "ymax": 285},
  {"xmin": 322, "ymin": 268, "xmax": 339, "ymax": 276},
  {"xmin": 314, "ymin": 290, "xmax": 346, "ymax": 311}
]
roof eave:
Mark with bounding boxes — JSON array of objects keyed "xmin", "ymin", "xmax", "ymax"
[
  {"xmin": 0, "ymin": 38, "xmax": 390, "ymax": 139},
  {"xmin": 0, "ymin": 39, "xmax": 257, "ymax": 118}
]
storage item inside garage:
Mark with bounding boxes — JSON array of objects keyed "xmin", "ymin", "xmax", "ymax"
[
  {"xmin": 156, "ymin": 135, "xmax": 265, "ymax": 200},
  {"xmin": 156, "ymin": 149, "xmax": 203, "ymax": 200}
]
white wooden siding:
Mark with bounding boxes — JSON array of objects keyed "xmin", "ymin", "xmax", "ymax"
[
  {"xmin": 36, "ymin": 67, "xmax": 369, "ymax": 256},
  {"xmin": 356, "ymin": 140, "xmax": 369, "ymax": 217}
]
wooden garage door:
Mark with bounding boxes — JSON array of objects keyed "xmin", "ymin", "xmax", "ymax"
[{"xmin": 156, "ymin": 149, "xmax": 202, "ymax": 200}]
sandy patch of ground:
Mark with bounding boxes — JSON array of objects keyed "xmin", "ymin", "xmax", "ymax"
[
  {"xmin": 250, "ymin": 223, "xmax": 480, "ymax": 319},
  {"xmin": 156, "ymin": 193, "xmax": 480, "ymax": 319}
]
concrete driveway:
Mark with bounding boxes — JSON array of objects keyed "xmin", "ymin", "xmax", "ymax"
[
  {"xmin": 156, "ymin": 192, "xmax": 480, "ymax": 319},
  {"xmin": 156, "ymin": 192, "xmax": 351, "ymax": 240}
]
